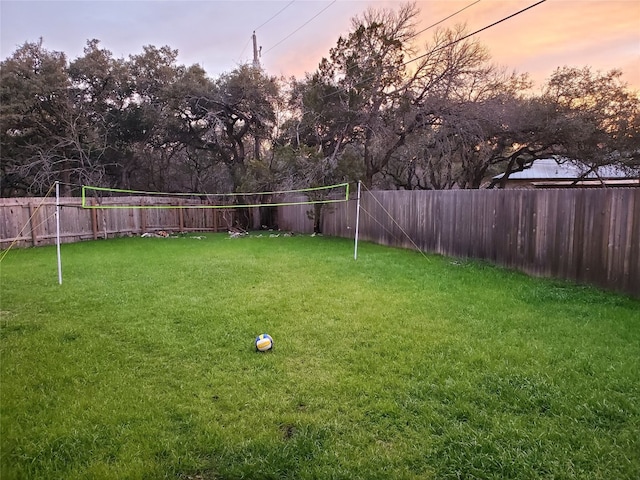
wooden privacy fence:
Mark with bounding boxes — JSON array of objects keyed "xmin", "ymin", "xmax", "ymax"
[
  {"xmin": 0, "ymin": 196, "xmax": 238, "ymax": 248},
  {"xmin": 279, "ymin": 188, "xmax": 640, "ymax": 297},
  {"xmin": 2, "ymin": 189, "xmax": 639, "ymax": 297}
]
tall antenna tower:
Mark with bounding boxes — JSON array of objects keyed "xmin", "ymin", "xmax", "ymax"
[{"xmin": 252, "ymin": 31, "xmax": 261, "ymax": 68}]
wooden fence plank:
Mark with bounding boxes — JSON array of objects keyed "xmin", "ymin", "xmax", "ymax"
[
  {"xmin": 91, "ymin": 199, "xmax": 98, "ymax": 240},
  {"xmin": 28, "ymin": 203, "xmax": 38, "ymax": 246}
]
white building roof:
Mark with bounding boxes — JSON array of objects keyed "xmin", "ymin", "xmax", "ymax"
[{"xmin": 494, "ymin": 158, "xmax": 638, "ymax": 181}]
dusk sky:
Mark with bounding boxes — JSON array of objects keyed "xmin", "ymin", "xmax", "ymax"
[{"xmin": 1, "ymin": 0, "xmax": 639, "ymax": 91}]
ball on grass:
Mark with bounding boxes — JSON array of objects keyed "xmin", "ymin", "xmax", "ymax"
[{"xmin": 255, "ymin": 333, "xmax": 273, "ymax": 352}]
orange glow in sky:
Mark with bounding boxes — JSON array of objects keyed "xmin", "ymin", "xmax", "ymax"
[{"xmin": 261, "ymin": 0, "xmax": 640, "ymax": 92}]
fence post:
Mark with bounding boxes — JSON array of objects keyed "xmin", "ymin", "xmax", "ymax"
[
  {"xmin": 179, "ymin": 201, "xmax": 184, "ymax": 232},
  {"xmin": 28, "ymin": 202, "xmax": 38, "ymax": 246},
  {"xmin": 91, "ymin": 198, "xmax": 98, "ymax": 240},
  {"xmin": 139, "ymin": 199, "xmax": 146, "ymax": 234}
]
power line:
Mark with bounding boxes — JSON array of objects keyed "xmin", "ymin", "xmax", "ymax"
[
  {"xmin": 406, "ymin": 0, "xmax": 547, "ymax": 67},
  {"xmin": 236, "ymin": 36, "xmax": 253, "ymax": 64},
  {"xmin": 235, "ymin": 1, "xmax": 296, "ymax": 64},
  {"xmin": 410, "ymin": 0, "xmax": 482, "ymax": 40},
  {"xmin": 256, "ymin": 0, "xmax": 479, "ymax": 69},
  {"xmin": 321, "ymin": 0, "xmax": 547, "ymax": 100},
  {"xmin": 340, "ymin": 1, "xmax": 482, "ymax": 81},
  {"xmin": 255, "ymin": 0, "xmax": 296, "ymax": 31},
  {"xmin": 263, "ymin": 0, "xmax": 480, "ymax": 61},
  {"xmin": 263, "ymin": 0, "xmax": 337, "ymax": 55}
]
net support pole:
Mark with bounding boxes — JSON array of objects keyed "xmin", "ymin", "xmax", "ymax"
[
  {"xmin": 354, "ymin": 181, "xmax": 361, "ymax": 260},
  {"xmin": 55, "ymin": 181, "xmax": 63, "ymax": 285}
]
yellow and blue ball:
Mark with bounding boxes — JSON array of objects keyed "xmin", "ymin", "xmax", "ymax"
[{"xmin": 255, "ymin": 333, "xmax": 273, "ymax": 352}]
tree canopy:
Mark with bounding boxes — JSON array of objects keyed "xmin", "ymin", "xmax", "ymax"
[{"xmin": 1, "ymin": 3, "xmax": 638, "ymax": 198}]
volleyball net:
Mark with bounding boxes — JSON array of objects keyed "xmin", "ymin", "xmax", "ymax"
[{"xmin": 81, "ymin": 183, "xmax": 350, "ymax": 209}]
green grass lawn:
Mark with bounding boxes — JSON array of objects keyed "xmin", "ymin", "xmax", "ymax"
[{"xmin": 1, "ymin": 234, "xmax": 639, "ymax": 479}]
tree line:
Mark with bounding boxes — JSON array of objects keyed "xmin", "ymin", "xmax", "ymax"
[{"xmin": 2, "ymin": 2, "xmax": 639, "ymax": 198}]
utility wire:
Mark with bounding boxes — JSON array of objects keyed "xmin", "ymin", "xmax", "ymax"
[
  {"xmin": 263, "ymin": 0, "xmax": 337, "ymax": 55},
  {"xmin": 255, "ymin": 0, "xmax": 296, "ymax": 31},
  {"xmin": 0, "ymin": 183, "xmax": 56, "ymax": 262},
  {"xmin": 321, "ymin": 0, "xmax": 547, "ymax": 100},
  {"xmin": 339, "ymin": 0, "xmax": 482, "ymax": 86},
  {"xmin": 236, "ymin": 1, "xmax": 296, "ymax": 64},
  {"xmin": 360, "ymin": 183, "xmax": 430, "ymax": 260},
  {"xmin": 405, "ymin": 0, "xmax": 547, "ymax": 67},
  {"xmin": 236, "ymin": 36, "xmax": 252, "ymax": 64},
  {"xmin": 410, "ymin": 0, "xmax": 482, "ymax": 40}
]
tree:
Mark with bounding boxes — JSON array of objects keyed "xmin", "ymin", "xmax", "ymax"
[
  {"xmin": 1, "ymin": 39, "xmax": 131, "ymax": 196},
  {"xmin": 67, "ymin": 40, "xmax": 133, "ymax": 190},
  {"xmin": 289, "ymin": 4, "xmax": 500, "ymax": 189},
  {"xmin": 1, "ymin": 40, "xmax": 73, "ymax": 195},
  {"xmin": 184, "ymin": 64, "xmax": 279, "ymax": 192},
  {"xmin": 275, "ymin": 3, "xmax": 424, "ymax": 189},
  {"xmin": 490, "ymin": 67, "xmax": 640, "ymax": 188},
  {"xmin": 4, "ymin": 15, "xmax": 637, "ymax": 199},
  {"xmin": 309, "ymin": 2, "xmax": 420, "ymax": 186},
  {"xmin": 0, "ymin": 39, "xmax": 116, "ymax": 196},
  {"xmin": 379, "ymin": 20, "xmax": 541, "ymax": 190},
  {"xmin": 121, "ymin": 45, "xmax": 184, "ymax": 191},
  {"xmin": 275, "ymin": 71, "xmax": 366, "ymax": 232}
]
